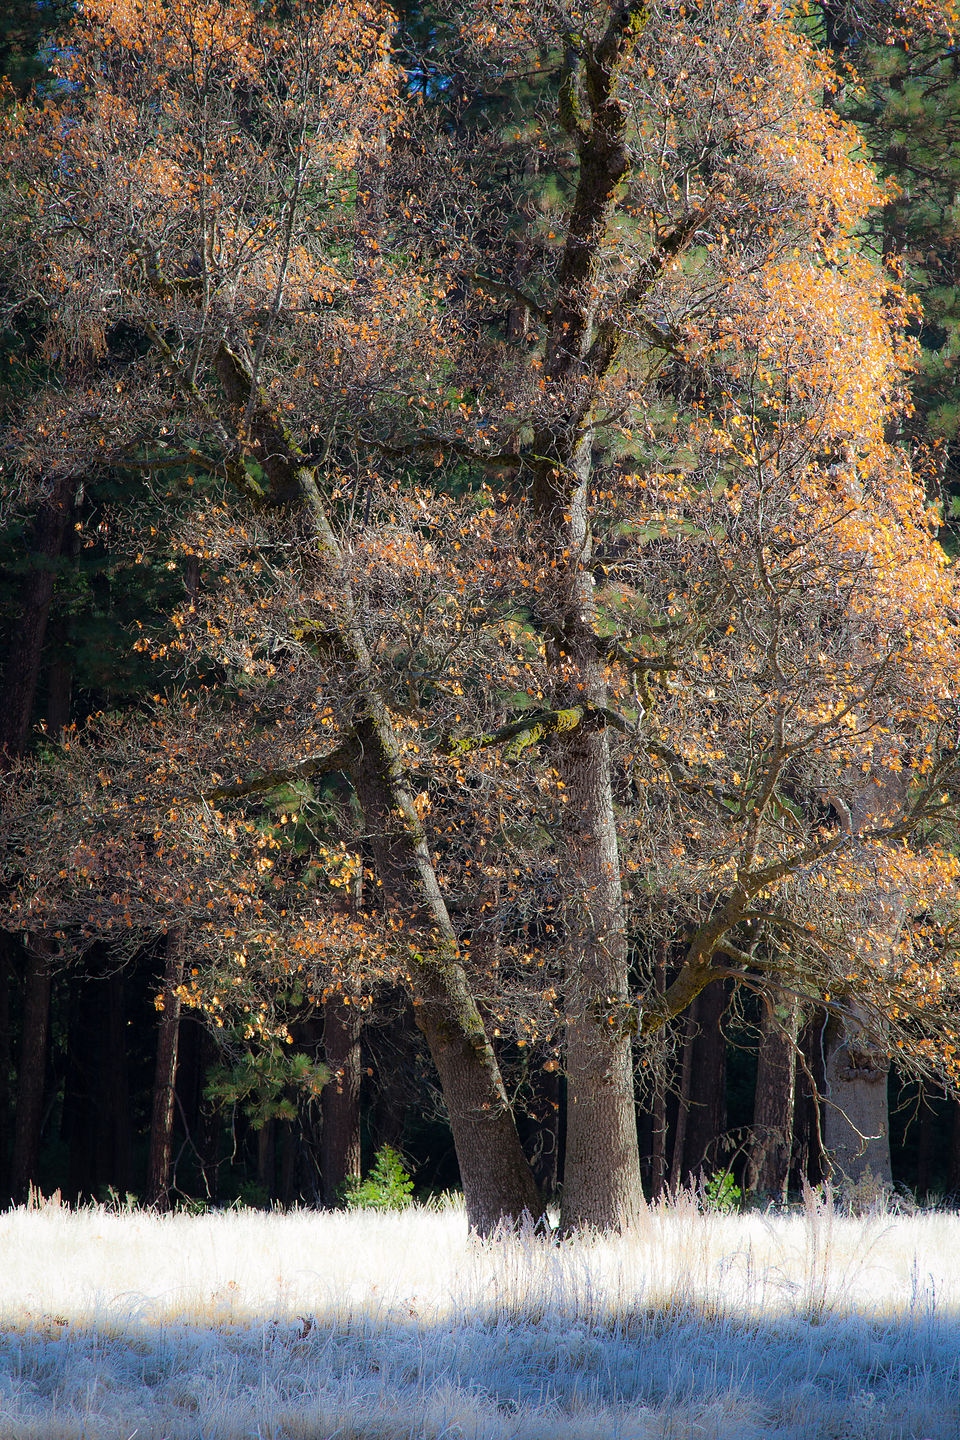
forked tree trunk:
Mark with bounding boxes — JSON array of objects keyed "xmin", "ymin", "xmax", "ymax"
[
  {"xmin": 321, "ymin": 993, "xmax": 362, "ymax": 1206},
  {"xmin": 521, "ymin": 5, "xmax": 702, "ymax": 1229},
  {"xmin": 146, "ymin": 930, "xmax": 185, "ymax": 1208},
  {"xmin": 746, "ymin": 991, "xmax": 799, "ymax": 1202}
]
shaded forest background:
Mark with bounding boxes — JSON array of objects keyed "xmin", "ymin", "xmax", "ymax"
[{"xmin": 2, "ymin": 0, "xmax": 960, "ymax": 1215}]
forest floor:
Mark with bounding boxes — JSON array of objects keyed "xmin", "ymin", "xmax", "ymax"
[{"xmin": 0, "ymin": 1191, "xmax": 956, "ymax": 1439}]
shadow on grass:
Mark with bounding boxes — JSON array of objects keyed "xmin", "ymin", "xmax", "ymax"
[{"xmin": 1, "ymin": 1291, "xmax": 959, "ymax": 1440}]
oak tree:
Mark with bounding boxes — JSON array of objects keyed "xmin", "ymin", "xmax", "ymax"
[{"xmin": 5, "ymin": 0, "xmax": 960, "ymax": 1227}]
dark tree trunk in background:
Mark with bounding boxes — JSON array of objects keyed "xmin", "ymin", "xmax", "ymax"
[
  {"xmin": 321, "ymin": 993, "xmax": 362, "ymax": 1206},
  {"xmin": 0, "ymin": 938, "xmax": 13, "ymax": 1198},
  {"xmin": 683, "ymin": 982, "xmax": 727, "ymax": 1182},
  {"xmin": 279, "ymin": 1119, "xmax": 298, "ymax": 1205},
  {"xmin": 146, "ymin": 931, "xmax": 185, "ymax": 1208},
  {"xmin": 0, "ymin": 475, "xmax": 73, "ymax": 765},
  {"xmin": 44, "ymin": 612, "xmax": 73, "ymax": 737},
  {"xmin": 793, "ymin": 1013, "xmax": 827, "ymax": 1188},
  {"xmin": 196, "ymin": 1026, "xmax": 220, "ymax": 1202},
  {"xmin": 63, "ymin": 966, "xmax": 133, "ymax": 1201},
  {"xmin": 257, "ymin": 1120, "xmax": 275, "ymax": 1199},
  {"xmin": 367, "ymin": 1006, "xmax": 414, "ymax": 1155},
  {"xmin": 746, "ymin": 991, "xmax": 799, "ymax": 1202},
  {"xmin": 9, "ymin": 946, "xmax": 51, "ymax": 1203},
  {"xmin": 669, "ymin": 1009, "xmax": 695, "ymax": 1193},
  {"xmin": 104, "ymin": 971, "xmax": 131, "ymax": 1195},
  {"xmin": 2, "ymin": 478, "xmax": 75, "ymax": 1206},
  {"xmin": 64, "ymin": 971, "xmax": 97, "ymax": 1200},
  {"xmin": 647, "ymin": 946, "xmax": 669, "ymax": 1200},
  {"xmin": 949, "ymin": 1100, "xmax": 960, "ymax": 1200},
  {"xmin": 915, "ymin": 1086, "xmax": 934, "ymax": 1198},
  {"xmin": 528, "ymin": 1061, "xmax": 561, "ymax": 1199}
]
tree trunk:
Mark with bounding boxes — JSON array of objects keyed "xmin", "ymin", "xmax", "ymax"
[
  {"xmin": 347, "ymin": 709, "xmax": 544, "ymax": 1233},
  {"xmin": 746, "ymin": 991, "xmax": 798, "ymax": 1202},
  {"xmin": 793, "ymin": 1012, "xmax": 827, "ymax": 1189},
  {"xmin": 648, "ymin": 947, "xmax": 669, "ymax": 1199},
  {"xmin": 915, "ymin": 1086, "xmax": 934, "ymax": 1199},
  {"xmin": 822, "ymin": 1006, "xmax": 892, "ymax": 1193},
  {"xmin": 213, "ymin": 344, "xmax": 543, "ymax": 1235},
  {"xmin": 257, "ymin": 1119, "xmax": 275, "ymax": 1200},
  {"xmin": 146, "ymin": 931, "xmax": 185, "ymax": 1208},
  {"xmin": 557, "ymin": 714, "xmax": 643, "ymax": 1231},
  {"xmin": 0, "ymin": 937, "xmax": 12, "ymax": 1198},
  {"xmin": 0, "ymin": 475, "xmax": 73, "ymax": 764},
  {"xmin": 104, "ymin": 971, "xmax": 131, "ymax": 1195},
  {"xmin": 1, "ymin": 479, "xmax": 74, "ymax": 1206},
  {"xmin": 684, "ymin": 982, "xmax": 728, "ymax": 1182},
  {"xmin": 9, "ymin": 945, "xmax": 51, "ymax": 1204},
  {"xmin": 527, "ymin": 1060, "xmax": 561, "ymax": 1199},
  {"xmin": 949, "ymin": 1099, "xmax": 960, "ymax": 1200},
  {"xmin": 321, "ymin": 993, "xmax": 362, "ymax": 1206},
  {"xmin": 818, "ymin": 774, "xmax": 902, "ymax": 1198},
  {"xmin": 519, "ymin": 8, "xmax": 689, "ymax": 1229},
  {"xmin": 669, "ymin": 1009, "xmax": 695, "ymax": 1194},
  {"xmin": 64, "ymin": 970, "xmax": 97, "ymax": 1201}
]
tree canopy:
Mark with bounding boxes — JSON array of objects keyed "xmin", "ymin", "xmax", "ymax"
[{"xmin": 3, "ymin": 0, "xmax": 960, "ymax": 1229}]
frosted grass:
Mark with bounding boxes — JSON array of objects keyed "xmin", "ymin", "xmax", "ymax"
[{"xmin": 0, "ymin": 1193, "xmax": 957, "ymax": 1439}]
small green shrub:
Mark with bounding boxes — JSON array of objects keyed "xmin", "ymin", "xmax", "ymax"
[
  {"xmin": 700, "ymin": 1170, "xmax": 742, "ymax": 1214},
  {"xmin": 341, "ymin": 1145, "xmax": 415, "ymax": 1212}
]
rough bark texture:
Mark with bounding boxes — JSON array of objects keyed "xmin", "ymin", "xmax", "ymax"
[
  {"xmin": 351, "ymin": 718, "xmax": 544, "ymax": 1232},
  {"xmin": 558, "ymin": 718, "xmax": 642, "ymax": 1230},
  {"xmin": 146, "ymin": 931, "xmax": 185, "ymax": 1208},
  {"xmin": 823, "ymin": 1007, "xmax": 892, "ymax": 1191},
  {"xmin": 821, "ymin": 775, "xmax": 900, "ymax": 1195},
  {"xmin": 321, "ymin": 994, "xmax": 362, "ymax": 1206},
  {"xmin": 746, "ymin": 991, "xmax": 798, "ymax": 1202}
]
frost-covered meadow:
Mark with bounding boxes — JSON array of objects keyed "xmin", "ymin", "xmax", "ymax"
[{"xmin": 0, "ymin": 1192, "xmax": 957, "ymax": 1439}]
